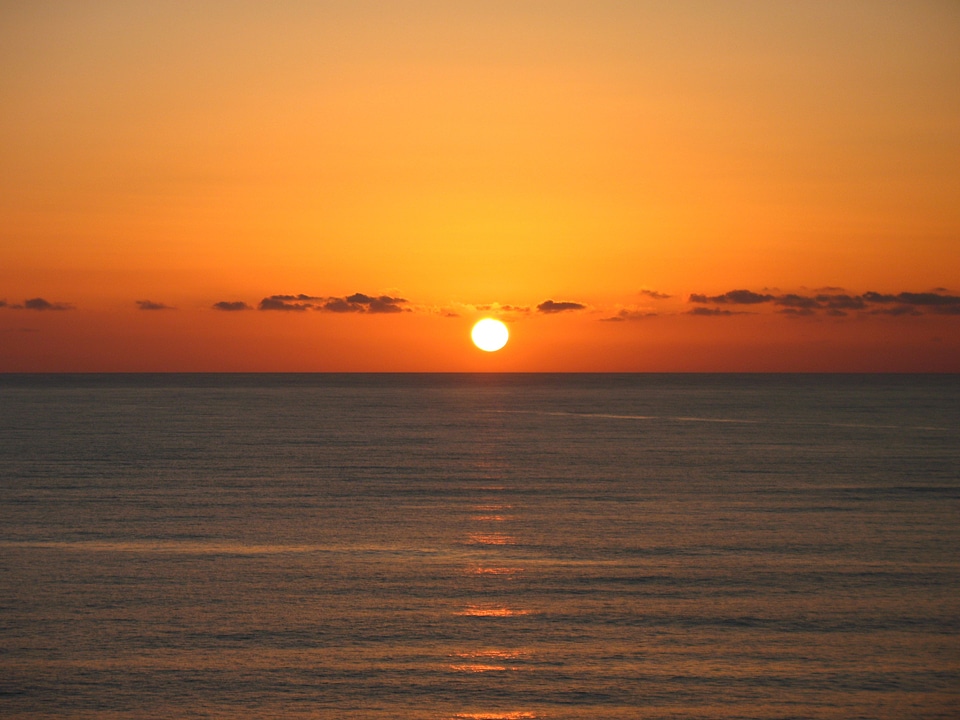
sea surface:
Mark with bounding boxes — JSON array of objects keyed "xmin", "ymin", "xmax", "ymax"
[{"xmin": 1, "ymin": 374, "xmax": 958, "ymax": 719}]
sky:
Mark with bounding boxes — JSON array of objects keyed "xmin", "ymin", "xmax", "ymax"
[{"xmin": 2, "ymin": 0, "xmax": 959, "ymax": 371}]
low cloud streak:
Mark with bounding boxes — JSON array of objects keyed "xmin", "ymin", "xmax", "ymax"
[
  {"xmin": 689, "ymin": 290, "xmax": 772, "ymax": 305},
  {"xmin": 687, "ymin": 288, "xmax": 960, "ymax": 317},
  {"xmin": 2, "ymin": 297, "xmax": 75, "ymax": 311},
  {"xmin": 639, "ymin": 289, "xmax": 671, "ymax": 300},
  {"xmin": 537, "ymin": 300, "xmax": 586, "ymax": 314},
  {"xmin": 257, "ymin": 293, "xmax": 409, "ymax": 314},
  {"xmin": 602, "ymin": 309, "xmax": 658, "ymax": 322},
  {"xmin": 688, "ymin": 307, "xmax": 742, "ymax": 316},
  {"xmin": 136, "ymin": 300, "xmax": 175, "ymax": 311},
  {"xmin": 212, "ymin": 301, "xmax": 252, "ymax": 312}
]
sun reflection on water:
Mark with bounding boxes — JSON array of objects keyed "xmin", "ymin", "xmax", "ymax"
[
  {"xmin": 449, "ymin": 649, "xmax": 528, "ymax": 670},
  {"xmin": 448, "ymin": 713, "xmax": 538, "ymax": 719},
  {"xmin": 458, "ymin": 649, "xmax": 526, "ymax": 659},
  {"xmin": 456, "ymin": 604, "xmax": 530, "ymax": 617},
  {"xmin": 448, "ymin": 461, "xmax": 539, "ymax": 720},
  {"xmin": 467, "ymin": 565, "xmax": 524, "ymax": 577},
  {"xmin": 466, "ymin": 532, "xmax": 516, "ymax": 545},
  {"xmin": 447, "ymin": 663, "xmax": 510, "ymax": 672}
]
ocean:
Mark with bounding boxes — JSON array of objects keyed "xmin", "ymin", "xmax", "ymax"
[{"xmin": 1, "ymin": 374, "xmax": 958, "ymax": 719}]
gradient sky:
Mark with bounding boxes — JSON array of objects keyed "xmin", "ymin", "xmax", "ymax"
[{"xmin": 2, "ymin": 1, "xmax": 959, "ymax": 371}]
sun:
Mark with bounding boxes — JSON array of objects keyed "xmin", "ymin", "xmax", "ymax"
[{"xmin": 471, "ymin": 318, "xmax": 509, "ymax": 352}]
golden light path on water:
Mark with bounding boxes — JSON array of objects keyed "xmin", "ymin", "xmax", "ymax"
[{"xmin": 446, "ymin": 463, "xmax": 538, "ymax": 719}]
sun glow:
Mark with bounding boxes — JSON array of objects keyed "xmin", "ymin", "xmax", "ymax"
[{"xmin": 471, "ymin": 318, "xmax": 509, "ymax": 352}]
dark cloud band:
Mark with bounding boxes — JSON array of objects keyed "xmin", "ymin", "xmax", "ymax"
[
  {"xmin": 136, "ymin": 300, "xmax": 175, "ymax": 311},
  {"xmin": 2, "ymin": 297, "xmax": 75, "ymax": 311},
  {"xmin": 688, "ymin": 289, "xmax": 960, "ymax": 317},
  {"xmin": 212, "ymin": 301, "xmax": 252, "ymax": 312},
  {"xmin": 689, "ymin": 290, "xmax": 772, "ymax": 305},
  {"xmin": 639, "ymin": 289, "xmax": 671, "ymax": 300},
  {"xmin": 537, "ymin": 300, "xmax": 586, "ymax": 314},
  {"xmin": 257, "ymin": 293, "xmax": 409, "ymax": 314}
]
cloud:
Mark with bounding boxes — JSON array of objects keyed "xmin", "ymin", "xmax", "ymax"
[
  {"xmin": 639, "ymin": 289, "xmax": 671, "ymax": 300},
  {"xmin": 258, "ymin": 293, "xmax": 327, "ymax": 311},
  {"xmin": 686, "ymin": 288, "xmax": 960, "ymax": 318},
  {"xmin": 258, "ymin": 292, "xmax": 409, "ymax": 314},
  {"xmin": 861, "ymin": 290, "xmax": 960, "ymax": 307},
  {"xmin": 10, "ymin": 297, "xmax": 75, "ymax": 311},
  {"xmin": 319, "ymin": 293, "xmax": 407, "ymax": 313},
  {"xmin": 860, "ymin": 290, "xmax": 960, "ymax": 314},
  {"xmin": 689, "ymin": 290, "xmax": 773, "ymax": 304},
  {"xmin": 537, "ymin": 300, "xmax": 586, "ymax": 314},
  {"xmin": 212, "ymin": 301, "xmax": 252, "ymax": 311},
  {"xmin": 862, "ymin": 291, "xmax": 898, "ymax": 304},
  {"xmin": 259, "ymin": 295, "xmax": 314, "ymax": 311},
  {"xmin": 869, "ymin": 306, "xmax": 922, "ymax": 316},
  {"xmin": 0, "ymin": 300, "xmax": 6, "ymax": 308},
  {"xmin": 317, "ymin": 297, "xmax": 354, "ymax": 312},
  {"xmin": 601, "ymin": 309, "xmax": 658, "ymax": 322},
  {"xmin": 774, "ymin": 294, "xmax": 820, "ymax": 309},
  {"xmin": 688, "ymin": 307, "xmax": 741, "ymax": 316},
  {"xmin": 475, "ymin": 303, "xmax": 530, "ymax": 313},
  {"xmin": 136, "ymin": 300, "xmax": 175, "ymax": 311},
  {"xmin": 340, "ymin": 293, "xmax": 407, "ymax": 313},
  {"xmin": 816, "ymin": 293, "xmax": 865, "ymax": 310},
  {"xmin": 275, "ymin": 294, "xmax": 323, "ymax": 301},
  {"xmin": 441, "ymin": 302, "xmax": 530, "ymax": 319}
]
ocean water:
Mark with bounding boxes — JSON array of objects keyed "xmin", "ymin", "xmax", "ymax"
[{"xmin": 1, "ymin": 373, "xmax": 958, "ymax": 719}]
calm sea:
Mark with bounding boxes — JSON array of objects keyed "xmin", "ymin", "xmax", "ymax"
[{"xmin": 1, "ymin": 374, "xmax": 958, "ymax": 719}]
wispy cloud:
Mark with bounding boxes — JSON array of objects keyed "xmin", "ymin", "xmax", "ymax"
[
  {"xmin": 136, "ymin": 300, "xmax": 175, "ymax": 311},
  {"xmin": 863, "ymin": 291, "xmax": 960, "ymax": 311},
  {"xmin": 326, "ymin": 293, "xmax": 408, "ymax": 314},
  {"xmin": 258, "ymin": 294, "xmax": 321, "ymax": 311},
  {"xmin": 869, "ymin": 306, "xmax": 922, "ymax": 317},
  {"xmin": 816, "ymin": 294, "xmax": 865, "ymax": 311},
  {"xmin": 689, "ymin": 290, "xmax": 772, "ymax": 305},
  {"xmin": 688, "ymin": 307, "xmax": 743, "ymax": 316},
  {"xmin": 537, "ymin": 300, "xmax": 586, "ymax": 314},
  {"xmin": 774, "ymin": 294, "xmax": 820, "ymax": 309},
  {"xmin": 475, "ymin": 303, "xmax": 530, "ymax": 314},
  {"xmin": 445, "ymin": 302, "xmax": 530, "ymax": 320},
  {"xmin": 257, "ymin": 293, "xmax": 409, "ymax": 314},
  {"xmin": 778, "ymin": 307, "xmax": 817, "ymax": 318},
  {"xmin": 601, "ymin": 309, "xmax": 659, "ymax": 322},
  {"xmin": 687, "ymin": 289, "xmax": 960, "ymax": 317},
  {"xmin": 4, "ymin": 297, "xmax": 75, "ymax": 311},
  {"xmin": 212, "ymin": 301, "xmax": 252, "ymax": 311},
  {"xmin": 639, "ymin": 289, "xmax": 671, "ymax": 300}
]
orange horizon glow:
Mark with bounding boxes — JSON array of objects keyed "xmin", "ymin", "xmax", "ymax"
[{"xmin": 2, "ymin": 3, "xmax": 958, "ymax": 371}]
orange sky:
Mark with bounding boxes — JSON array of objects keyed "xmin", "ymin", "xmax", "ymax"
[{"xmin": 2, "ymin": 1, "xmax": 959, "ymax": 371}]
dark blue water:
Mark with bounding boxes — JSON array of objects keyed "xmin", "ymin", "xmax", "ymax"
[{"xmin": 1, "ymin": 374, "xmax": 958, "ymax": 718}]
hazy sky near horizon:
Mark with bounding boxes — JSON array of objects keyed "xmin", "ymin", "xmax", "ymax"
[{"xmin": 2, "ymin": 1, "xmax": 959, "ymax": 371}]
